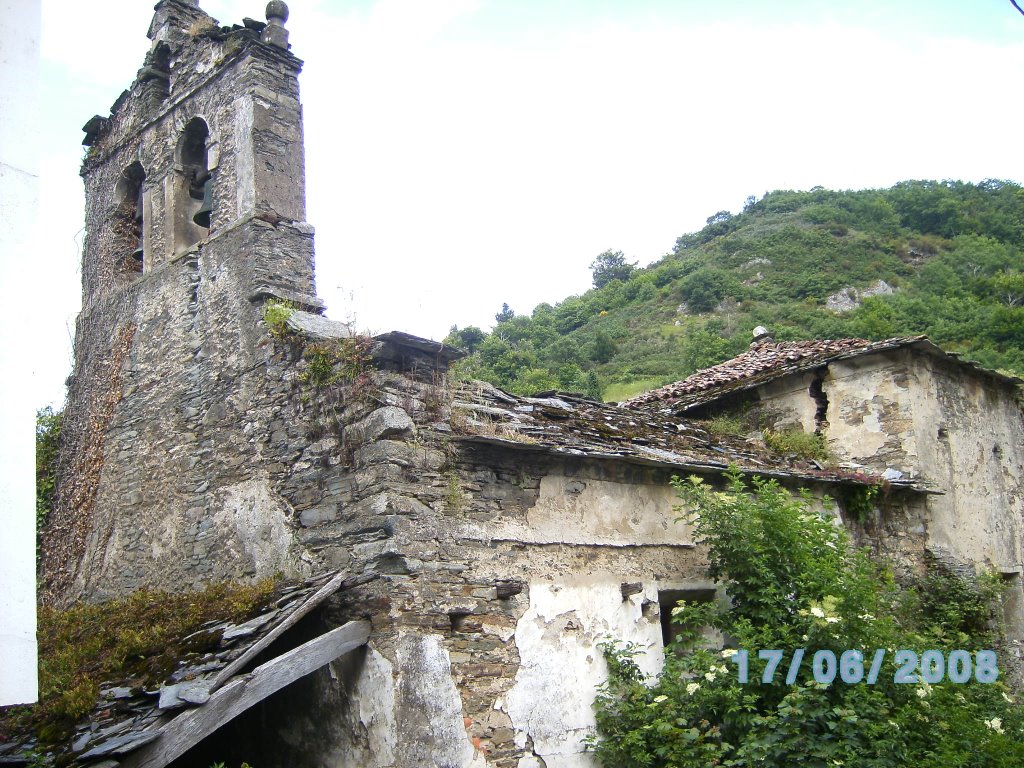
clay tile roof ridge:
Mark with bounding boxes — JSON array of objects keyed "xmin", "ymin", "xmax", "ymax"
[{"xmin": 622, "ymin": 335, "xmax": 928, "ymax": 409}]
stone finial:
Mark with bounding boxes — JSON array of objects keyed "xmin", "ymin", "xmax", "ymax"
[
  {"xmin": 263, "ymin": 1, "xmax": 290, "ymax": 48},
  {"xmin": 266, "ymin": 1, "xmax": 289, "ymax": 23}
]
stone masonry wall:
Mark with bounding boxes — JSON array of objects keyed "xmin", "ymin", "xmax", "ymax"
[
  {"xmin": 262, "ymin": 361, "xmax": 714, "ymax": 767},
  {"xmin": 79, "ymin": 6, "xmax": 305, "ymax": 294},
  {"xmin": 45, "ymin": 1, "xmax": 312, "ymax": 603},
  {"xmin": 48, "ymin": 4, "xmax": 953, "ymax": 764}
]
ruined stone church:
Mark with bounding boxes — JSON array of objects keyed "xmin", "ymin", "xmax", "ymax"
[{"xmin": 35, "ymin": 2, "xmax": 1024, "ymax": 766}]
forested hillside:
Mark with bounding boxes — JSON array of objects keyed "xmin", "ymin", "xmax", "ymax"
[{"xmin": 446, "ymin": 180, "xmax": 1024, "ymax": 401}]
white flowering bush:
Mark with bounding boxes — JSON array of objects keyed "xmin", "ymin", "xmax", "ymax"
[{"xmin": 587, "ymin": 469, "xmax": 1024, "ymax": 767}]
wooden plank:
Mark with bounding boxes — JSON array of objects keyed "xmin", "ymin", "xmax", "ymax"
[
  {"xmin": 118, "ymin": 620, "xmax": 371, "ymax": 768},
  {"xmin": 207, "ymin": 570, "xmax": 376, "ymax": 693}
]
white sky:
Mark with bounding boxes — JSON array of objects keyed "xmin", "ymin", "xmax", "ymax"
[{"xmin": 30, "ymin": 0, "xmax": 1024, "ymax": 409}]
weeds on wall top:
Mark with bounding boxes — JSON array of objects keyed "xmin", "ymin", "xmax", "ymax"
[
  {"xmin": 761, "ymin": 427, "xmax": 832, "ymax": 462},
  {"xmin": 261, "ymin": 299, "xmax": 376, "ymax": 390},
  {"xmin": 300, "ymin": 337, "xmax": 374, "ymax": 388},
  {"xmin": 261, "ymin": 298, "xmax": 296, "ymax": 340}
]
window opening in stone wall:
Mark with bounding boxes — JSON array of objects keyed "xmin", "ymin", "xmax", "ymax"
[
  {"xmin": 809, "ymin": 373, "xmax": 829, "ymax": 433},
  {"xmin": 139, "ymin": 42, "xmax": 171, "ymax": 109},
  {"xmin": 152, "ymin": 41, "xmax": 171, "ymax": 72},
  {"xmin": 658, "ymin": 588, "xmax": 721, "ymax": 650},
  {"xmin": 1001, "ymin": 572, "xmax": 1024, "ymax": 646},
  {"xmin": 113, "ymin": 161, "xmax": 146, "ymax": 274},
  {"xmin": 175, "ymin": 117, "xmax": 212, "ymax": 251}
]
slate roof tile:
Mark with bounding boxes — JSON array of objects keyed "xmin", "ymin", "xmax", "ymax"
[{"xmin": 449, "ymin": 380, "xmax": 930, "ymax": 491}]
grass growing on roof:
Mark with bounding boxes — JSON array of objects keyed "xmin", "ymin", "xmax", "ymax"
[{"xmin": 0, "ymin": 578, "xmax": 279, "ymax": 746}]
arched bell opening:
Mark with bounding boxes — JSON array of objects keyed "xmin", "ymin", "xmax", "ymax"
[
  {"xmin": 152, "ymin": 41, "xmax": 171, "ymax": 73},
  {"xmin": 113, "ymin": 161, "xmax": 146, "ymax": 274},
  {"xmin": 173, "ymin": 117, "xmax": 213, "ymax": 253}
]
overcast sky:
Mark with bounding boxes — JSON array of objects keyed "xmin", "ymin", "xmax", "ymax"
[{"xmin": 30, "ymin": 0, "xmax": 1024, "ymax": 408}]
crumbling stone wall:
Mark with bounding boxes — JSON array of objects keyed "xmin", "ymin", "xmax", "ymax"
[
  {"xmin": 247, "ymin": 359, "xmax": 927, "ymax": 767},
  {"xmin": 699, "ymin": 345, "xmax": 1024, "ymax": 679},
  {"xmin": 725, "ymin": 347, "xmax": 1024, "ymax": 576},
  {"xmin": 48, "ymin": 4, "xmax": 957, "ymax": 765},
  {"xmin": 267, "ymin": 368, "xmax": 711, "ymax": 766}
]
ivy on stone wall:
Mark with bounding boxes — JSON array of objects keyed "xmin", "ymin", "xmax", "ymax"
[{"xmin": 35, "ymin": 407, "xmax": 63, "ymax": 533}]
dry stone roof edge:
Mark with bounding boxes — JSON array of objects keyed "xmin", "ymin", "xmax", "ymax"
[{"xmin": 455, "ymin": 432, "xmax": 936, "ymax": 493}]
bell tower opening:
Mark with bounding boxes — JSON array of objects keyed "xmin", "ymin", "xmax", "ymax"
[
  {"xmin": 174, "ymin": 117, "xmax": 212, "ymax": 253},
  {"xmin": 113, "ymin": 161, "xmax": 146, "ymax": 274}
]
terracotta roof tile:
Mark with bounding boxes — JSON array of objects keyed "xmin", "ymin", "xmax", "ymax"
[{"xmin": 623, "ymin": 336, "xmax": 927, "ymax": 412}]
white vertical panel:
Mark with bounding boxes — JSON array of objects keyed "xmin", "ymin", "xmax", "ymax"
[{"xmin": 0, "ymin": 0, "xmax": 41, "ymax": 706}]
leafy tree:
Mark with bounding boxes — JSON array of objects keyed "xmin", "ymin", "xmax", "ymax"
[
  {"xmin": 557, "ymin": 362, "xmax": 587, "ymax": 391},
  {"xmin": 512, "ymin": 367, "xmax": 559, "ymax": 395},
  {"xmin": 476, "ymin": 334, "xmax": 536, "ymax": 386},
  {"xmin": 702, "ymin": 210, "xmax": 736, "ymax": 240},
  {"xmin": 554, "ymin": 296, "xmax": 590, "ymax": 334},
  {"xmin": 591, "ymin": 250, "xmax": 637, "ymax": 289},
  {"xmin": 588, "ymin": 470, "xmax": 1023, "ymax": 767},
  {"xmin": 584, "ymin": 370, "xmax": 602, "ymax": 401},
  {"xmin": 990, "ymin": 271, "xmax": 1024, "ymax": 306},
  {"xmin": 494, "ymin": 315, "xmax": 536, "ymax": 345},
  {"xmin": 679, "ymin": 268, "xmax": 737, "ymax": 313},
  {"xmin": 495, "ymin": 302, "xmax": 515, "ymax": 323},
  {"xmin": 547, "ymin": 336, "xmax": 585, "ymax": 366},
  {"xmin": 591, "ymin": 330, "xmax": 617, "ymax": 363},
  {"xmin": 446, "ymin": 325, "xmax": 486, "ymax": 353},
  {"xmin": 678, "ymin": 328, "xmax": 736, "ymax": 375}
]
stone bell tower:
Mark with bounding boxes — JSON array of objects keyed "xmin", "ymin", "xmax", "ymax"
[{"xmin": 42, "ymin": 0, "xmax": 323, "ymax": 603}]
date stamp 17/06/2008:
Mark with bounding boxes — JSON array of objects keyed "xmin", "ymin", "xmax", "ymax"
[{"xmin": 726, "ymin": 649, "xmax": 998, "ymax": 686}]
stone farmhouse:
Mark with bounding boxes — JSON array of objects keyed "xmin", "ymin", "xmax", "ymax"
[
  {"xmin": 30, "ymin": 2, "xmax": 1024, "ymax": 767},
  {"xmin": 626, "ymin": 333, "xmax": 1024, "ymax": 609}
]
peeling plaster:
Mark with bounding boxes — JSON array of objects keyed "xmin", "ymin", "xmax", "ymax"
[
  {"xmin": 338, "ymin": 648, "xmax": 397, "ymax": 767},
  {"xmin": 395, "ymin": 632, "xmax": 487, "ymax": 768},
  {"xmin": 505, "ymin": 580, "xmax": 663, "ymax": 767},
  {"xmin": 731, "ymin": 349, "xmax": 1024, "ymax": 576},
  {"xmin": 212, "ymin": 474, "xmax": 303, "ymax": 577},
  {"xmin": 463, "ymin": 476, "xmax": 694, "ymax": 548}
]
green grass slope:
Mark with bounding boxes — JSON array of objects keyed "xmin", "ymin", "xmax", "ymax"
[{"xmin": 446, "ymin": 179, "xmax": 1024, "ymax": 400}]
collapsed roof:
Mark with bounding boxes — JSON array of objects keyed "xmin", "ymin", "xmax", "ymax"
[
  {"xmin": 1, "ymin": 573, "xmax": 371, "ymax": 768},
  {"xmin": 448, "ymin": 380, "xmax": 932, "ymax": 492}
]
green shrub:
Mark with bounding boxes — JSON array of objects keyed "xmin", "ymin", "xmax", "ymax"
[
  {"xmin": 35, "ymin": 407, "xmax": 62, "ymax": 530},
  {"xmin": 300, "ymin": 337, "xmax": 374, "ymax": 388},
  {"xmin": 587, "ymin": 470, "xmax": 1023, "ymax": 767}
]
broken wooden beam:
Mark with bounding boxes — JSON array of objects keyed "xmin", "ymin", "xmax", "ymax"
[{"xmin": 116, "ymin": 619, "xmax": 371, "ymax": 768}]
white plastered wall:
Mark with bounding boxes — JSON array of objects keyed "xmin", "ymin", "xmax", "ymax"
[
  {"xmin": 503, "ymin": 579, "xmax": 666, "ymax": 768},
  {"xmin": 0, "ymin": 0, "xmax": 41, "ymax": 706}
]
